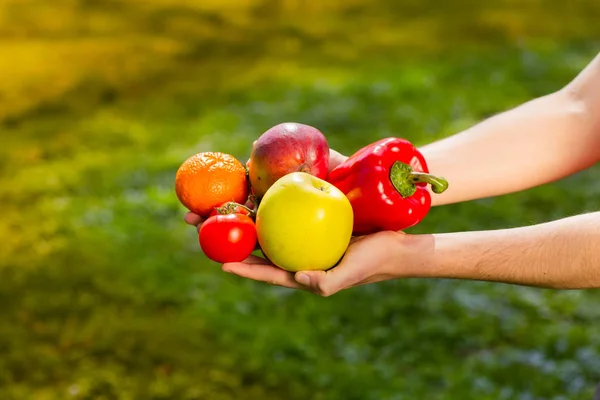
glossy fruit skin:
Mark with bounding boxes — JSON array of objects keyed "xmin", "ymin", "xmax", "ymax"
[
  {"xmin": 175, "ymin": 152, "xmax": 248, "ymax": 217},
  {"xmin": 248, "ymin": 122, "xmax": 329, "ymax": 198},
  {"xmin": 327, "ymin": 137, "xmax": 448, "ymax": 235},
  {"xmin": 199, "ymin": 214, "xmax": 257, "ymax": 263},
  {"xmin": 255, "ymin": 172, "xmax": 353, "ymax": 272}
]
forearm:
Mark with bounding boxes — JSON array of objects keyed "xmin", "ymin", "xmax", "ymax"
[
  {"xmin": 401, "ymin": 212, "xmax": 600, "ymax": 289},
  {"xmin": 420, "ymin": 52, "xmax": 600, "ymax": 206}
]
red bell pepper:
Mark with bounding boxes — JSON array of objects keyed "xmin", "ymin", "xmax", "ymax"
[{"xmin": 327, "ymin": 137, "xmax": 448, "ymax": 235}]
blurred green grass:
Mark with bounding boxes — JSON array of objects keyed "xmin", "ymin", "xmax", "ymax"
[{"xmin": 1, "ymin": 1, "xmax": 600, "ymax": 399}]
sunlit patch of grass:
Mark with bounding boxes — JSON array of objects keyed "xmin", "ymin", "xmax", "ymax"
[
  {"xmin": 0, "ymin": 37, "xmax": 185, "ymax": 120},
  {"xmin": 1, "ymin": 0, "xmax": 599, "ymax": 122}
]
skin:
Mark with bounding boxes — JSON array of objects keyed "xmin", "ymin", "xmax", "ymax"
[{"xmin": 185, "ymin": 51, "xmax": 600, "ymax": 297}]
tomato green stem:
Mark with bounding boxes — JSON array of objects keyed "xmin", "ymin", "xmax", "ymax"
[{"xmin": 215, "ymin": 202, "xmax": 256, "ymax": 217}]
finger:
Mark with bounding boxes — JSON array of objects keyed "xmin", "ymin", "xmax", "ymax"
[
  {"xmin": 239, "ymin": 254, "xmax": 272, "ymax": 265},
  {"xmin": 328, "ymin": 149, "xmax": 348, "ymax": 172},
  {"xmin": 294, "ymin": 265, "xmax": 353, "ymax": 297},
  {"xmin": 184, "ymin": 212, "xmax": 204, "ymax": 226},
  {"xmin": 222, "ymin": 262, "xmax": 306, "ymax": 290}
]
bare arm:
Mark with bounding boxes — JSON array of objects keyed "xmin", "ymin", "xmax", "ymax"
[
  {"xmin": 408, "ymin": 212, "xmax": 600, "ymax": 289},
  {"xmin": 420, "ymin": 52, "xmax": 600, "ymax": 206},
  {"xmin": 195, "ymin": 52, "xmax": 600, "ymax": 295},
  {"xmin": 232, "ymin": 211, "xmax": 600, "ymax": 296}
]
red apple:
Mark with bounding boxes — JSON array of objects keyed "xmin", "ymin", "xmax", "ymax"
[{"xmin": 248, "ymin": 122, "xmax": 330, "ymax": 198}]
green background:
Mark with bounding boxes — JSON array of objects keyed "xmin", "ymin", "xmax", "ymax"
[{"xmin": 1, "ymin": 1, "xmax": 600, "ymax": 399}]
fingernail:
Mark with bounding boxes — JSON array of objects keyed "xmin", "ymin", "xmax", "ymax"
[{"xmin": 296, "ymin": 273, "xmax": 310, "ymax": 286}]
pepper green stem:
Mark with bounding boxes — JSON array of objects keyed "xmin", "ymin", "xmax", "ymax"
[{"xmin": 390, "ymin": 161, "xmax": 449, "ymax": 198}]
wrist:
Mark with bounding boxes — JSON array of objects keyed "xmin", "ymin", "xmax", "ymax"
[
  {"xmin": 387, "ymin": 232, "xmax": 439, "ymax": 279},
  {"xmin": 388, "ymin": 231, "xmax": 472, "ymax": 280}
]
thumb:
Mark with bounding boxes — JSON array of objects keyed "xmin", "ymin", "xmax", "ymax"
[{"xmin": 294, "ymin": 269, "xmax": 346, "ymax": 297}]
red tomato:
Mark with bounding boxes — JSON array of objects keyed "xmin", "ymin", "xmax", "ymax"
[
  {"xmin": 199, "ymin": 214, "xmax": 257, "ymax": 263},
  {"xmin": 209, "ymin": 201, "xmax": 252, "ymax": 217}
]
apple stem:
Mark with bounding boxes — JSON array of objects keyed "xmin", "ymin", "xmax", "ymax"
[{"xmin": 297, "ymin": 163, "xmax": 311, "ymax": 174}]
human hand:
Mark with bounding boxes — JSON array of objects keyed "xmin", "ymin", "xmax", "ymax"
[{"xmin": 222, "ymin": 230, "xmax": 411, "ymax": 296}]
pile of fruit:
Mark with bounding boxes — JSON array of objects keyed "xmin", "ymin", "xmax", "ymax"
[{"xmin": 175, "ymin": 122, "xmax": 448, "ymax": 272}]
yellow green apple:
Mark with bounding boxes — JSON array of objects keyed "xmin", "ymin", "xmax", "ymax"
[{"xmin": 255, "ymin": 172, "xmax": 354, "ymax": 272}]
